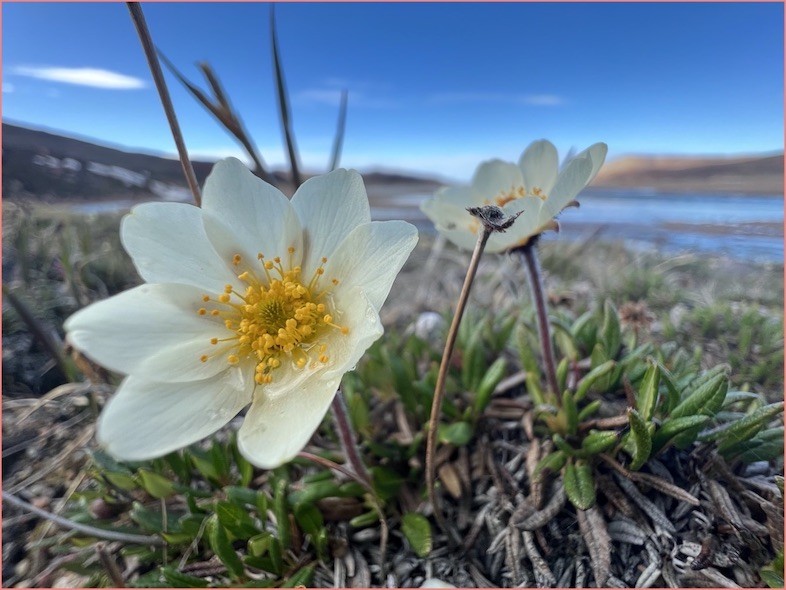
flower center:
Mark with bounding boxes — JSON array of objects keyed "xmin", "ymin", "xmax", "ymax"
[
  {"xmin": 198, "ymin": 249, "xmax": 348, "ymax": 385},
  {"xmin": 494, "ymin": 185, "xmax": 547, "ymax": 207}
]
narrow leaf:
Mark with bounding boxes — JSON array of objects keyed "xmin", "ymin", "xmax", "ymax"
[{"xmin": 402, "ymin": 512, "xmax": 432, "ymax": 557}]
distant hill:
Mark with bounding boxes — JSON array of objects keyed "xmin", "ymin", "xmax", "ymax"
[
  {"xmin": 592, "ymin": 154, "xmax": 783, "ymax": 194},
  {"xmin": 1, "ymin": 122, "xmax": 440, "ymax": 202}
]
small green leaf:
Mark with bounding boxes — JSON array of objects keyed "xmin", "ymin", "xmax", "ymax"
[
  {"xmin": 282, "ymin": 565, "xmax": 315, "ymax": 587},
  {"xmin": 349, "ymin": 510, "xmax": 379, "ymax": 528},
  {"xmin": 636, "ymin": 360, "xmax": 660, "ymax": 421},
  {"xmin": 289, "ymin": 481, "xmax": 343, "ymax": 505},
  {"xmin": 716, "ymin": 402, "xmax": 784, "ymax": 452},
  {"xmin": 273, "ymin": 478, "xmax": 291, "ymax": 549},
  {"xmin": 160, "ymin": 566, "xmax": 209, "ymax": 588},
  {"xmin": 248, "ymin": 532, "xmax": 273, "ymax": 557},
  {"xmin": 137, "ymin": 469, "xmax": 175, "ymax": 500},
  {"xmin": 533, "ymin": 450, "xmax": 567, "ymax": 480},
  {"xmin": 575, "ymin": 360, "xmax": 616, "ymax": 401},
  {"xmin": 438, "ymin": 421, "xmax": 473, "ymax": 446},
  {"xmin": 627, "ymin": 409, "xmax": 652, "ymax": 470},
  {"xmin": 462, "ymin": 329, "xmax": 485, "ymax": 391},
  {"xmin": 563, "ymin": 459, "xmax": 596, "ymax": 510},
  {"xmin": 294, "ymin": 503, "xmax": 324, "ymax": 537},
  {"xmin": 473, "ymin": 358, "xmax": 507, "ymax": 416},
  {"xmin": 652, "ymin": 415, "xmax": 711, "ymax": 453},
  {"xmin": 402, "ymin": 512, "xmax": 432, "ymax": 557},
  {"xmin": 601, "ymin": 300, "xmax": 621, "ymax": 359},
  {"xmin": 580, "ymin": 430, "xmax": 619, "ymax": 455},
  {"xmin": 577, "ymin": 399, "xmax": 602, "ymax": 421},
  {"xmin": 562, "ymin": 390, "xmax": 579, "ymax": 436},
  {"xmin": 208, "ymin": 514, "xmax": 245, "ymax": 580},
  {"xmin": 216, "ymin": 500, "xmax": 259, "ymax": 539},
  {"xmin": 670, "ymin": 373, "xmax": 728, "ymax": 420}
]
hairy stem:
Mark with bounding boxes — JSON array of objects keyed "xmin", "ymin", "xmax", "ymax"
[
  {"xmin": 426, "ymin": 227, "xmax": 492, "ymax": 537},
  {"xmin": 330, "ymin": 391, "xmax": 372, "ymax": 488},
  {"xmin": 518, "ymin": 243, "xmax": 560, "ymax": 397},
  {"xmin": 127, "ymin": 2, "xmax": 201, "ymax": 206}
]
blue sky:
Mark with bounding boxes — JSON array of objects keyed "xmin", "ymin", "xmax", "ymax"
[{"xmin": 3, "ymin": 2, "xmax": 783, "ymax": 180}]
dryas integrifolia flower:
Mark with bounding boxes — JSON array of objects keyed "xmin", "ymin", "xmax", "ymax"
[
  {"xmin": 421, "ymin": 140, "xmax": 607, "ymax": 252},
  {"xmin": 65, "ymin": 158, "xmax": 418, "ymax": 468}
]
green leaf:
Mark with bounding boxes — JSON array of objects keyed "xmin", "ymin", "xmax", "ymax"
[
  {"xmin": 371, "ymin": 466, "xmax": 405, "ymax": 500},
  {"xmin": 760, "ymin": 550, "xmax": 784, "ymax": 588},
  {"xmin": 652, "ymin": 415, "xmax": 711, "ymax": 453},
  {"xmin": 438, "ymin": 421, "xmax": 473, "ymax": 446},
  {"xmin": 716, "ymin": 402, "xmax": 784, "ymax": 452},
  {"xmin": 556, "ymin": 357, "xmax": 570, "ymax": 394},
  {"xmin": 225, "ymin": 486, "xmax": 261, "ymax": 507},
  {"xmin": 601, "ymin": 300, "xmax": 621, "ymax": 359},
  {"xmin": 208, "ymin": 514, "xmax": 245, "ymax": 580},
  {"xmin": 563, "ymin": 459, "xmax": 596, "ymax": 510},
  {"xmin": 349, "ymin": 510, "xmax": 379, "ymax": 528},
  {"xmin": 136, "ymin": 470, "xmax": 176, "ymax": 499},
  {"xmin": 294, "ymin": 503, "xmax": 324, "ymax": 537},
  {"xmin": 636, "ymin": 360, "xmax": 660, "ymax": 421},
  {"xmin": 577, "ymin": 400, "xmax": 602, "ymax": 421},
  {"xmin": 160, "ymin": 566, "xmax": 209, "ymax": 588},
  {"xmin": 247, "ymin": 533, "xmax": 272, "ymax": 558},
  {"xmin": 580, "ymin": 430, "xmax": 619, "ymax": 455},
  {"xmin": 533, "ymin": 450, "xmax": 567, "ymax": 480},
  {"xmin": 402, "ymin": 512, "xmax": 432, "ymax": 557},
  {"xmin": 216, "ymin": 500, "xmax": 259, "ymax": 539},
  {"xmin": 273, "ymin": 478, "xmax": 291, "ymax": 549},
  {"xmin": 462, "ymin": 328, "xmax": 485, "ymax": 391},
  {"xmin": 289, "ymin": 481, "xmax": 343, "ymax": 505},
  {"xmin": 129, "ymin": 501, "xmax": 164, "ymax": 533},
  {"xmin": 561, "ymin": 390, "xmax": 579, "ymax": 436},
  {"xmin": 627, "ymin": 409, "xmax": 652, "ymax": 471},
  {"xmin": 473, "ymin": 358, "xmax": 507, "ymax": 416},
  {"xmin": 575, "ymin": 360, "xmax": 616, "ymax": 401},
  {"xmin": 282, "ymin": 565, "xmax": 315, "ymax": 588},
  {"xmin": 670, "ymin": 373, "xmax": 728, "ymax": 420},
  {"xmin": 553, "ymin": 434, "xmax": 578, "ymax": 456}
]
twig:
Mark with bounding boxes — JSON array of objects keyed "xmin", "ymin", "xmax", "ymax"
[
  {"xmin": 156, "ymin": 52, "xmax": 276, "ymax": 185},
  {"xmin": 127, "ymin": 2, "xmax": 201, "ymax": 206},
  {"xmin": 270, "ymin": 5, "xmax": 302, "ymax": 188},
  {"xmin": 2, "ymin": 283, "xmax": 73, "ymax": 381},
  {"xmin": 96, "ymin": 543, "xmax": 126, "ymax": 587},
  {"xmin": 426, "ymin": 224, "xmax": 492, "ymax": 539},
  {"xmin": 297, "ymin": 451, "xmax": 369, "ymax": 490},
  {"xmin": 517, "ymin": 243, "xmax": 560, "ymax": 397},
  {"xmin": 328, "ymin": 89, "xmax": 348, "ymax": 171},
  {"xmin": 2, "ymin": 491, "xmax": 164, "ymax": 545}
]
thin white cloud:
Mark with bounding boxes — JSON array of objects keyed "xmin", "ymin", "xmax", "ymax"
[
  {"xmin": 428, "ymin": 92, "xmax": 566, "ymax": 107},
  {"xmin": 2, "ymin": 82, "xmax": 14, "ymax": 94},
  {"xmin": 11, "ymin": 66, "xmax": 146, "ymax": 90},
  {"xmin": 296, "ymin": 87, "xmax": 398, "ymax": 109}
]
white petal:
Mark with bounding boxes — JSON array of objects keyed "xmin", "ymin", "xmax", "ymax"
[
  {"xmin": 544, "ymin": 154, "xmax": 593, "ymax": 216},
  {"xmin": 430, "ymin": 184, "xmax": 480, "ymax": 208},
  {"xmin": 519, "ymin": 140, "xmax": 559, "ymax": 196},
  {"xmin": 97, "ymin": 369, "xmax": 253, "ymax": 461},
  {"xmin": 421, "ymin": 199, "xmax": 472, "ymax": 230},
  {"xmin": 201, "ymin": 158, "xmax": 303, "ymax": 273},
  {"xmin": 121, "ymin": 202, "xmax": 240, "ymax": 294},
  {"xmin": 238, "ymin": 375, "xmax": 341, "ymax": 469},
  {"xmin": 439, "ymin": 227, "xmax": 482, "ymax": 252},
  {"xmin": 65, "ymin": 283, "xmax": 226, "ymax": 381},
  {"xmin": 322, "ymin": 287, "xmax": 384, "ymax": 379},
  {"xmin": 290, "ymin": 169, "xmax": 370, "ymax": 276},
  {"xmin": 324, "ymin": 221, "xmax": 418, "ymax": 310},
  {"xmin": 573, "ymin": 142, "xmax": 608, "ymax": 184},
  {"xmin": 471, "ymin": 160, "xmax": 523, "ymax": 202}
]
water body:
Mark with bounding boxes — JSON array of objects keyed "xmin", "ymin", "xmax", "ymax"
[{"xmin": 61, "ymin": 189, "xmax": 784, "ymax": 262}]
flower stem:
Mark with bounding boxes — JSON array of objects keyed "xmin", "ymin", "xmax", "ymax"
[
  {"xmin": 518, "ymin": 243, "xmax": 560, "ymax": 397},
  {"xmin": 127, "ymin": 2, "xmax": 201, "ymax": 206},
  {"xmin": 330, "ymin": 390, "xmax": 372, "ymax": 488},
  {"xmin": 426, "ymin": 226, "xmax": 492, "ymax": 537}
]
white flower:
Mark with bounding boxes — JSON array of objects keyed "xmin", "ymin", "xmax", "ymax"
[
  {"xmin": 421, "ymin": 140, "xmax": 607, "ymax": 252},
  {"xmin": 65, "ymin": 158, "xmax": 418, "ymax": 468}
]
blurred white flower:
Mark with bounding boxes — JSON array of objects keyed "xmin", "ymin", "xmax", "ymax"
[
  {"xmin": 421, "ymin": 140, "xmax": 607, "ymax": 252},
  {"xmin": 65, "ymin": 158, "xmax": 418, "ymax": 468},
  {"xmin": 420, "ymin": 578, "xmax": 456, "ymax": 588}
]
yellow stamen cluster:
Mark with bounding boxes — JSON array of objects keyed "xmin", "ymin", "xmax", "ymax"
[
  {"xmin": 493, "ymin": 185, "xmax": 547, "ymax": 207},
  {"xmin": 197, "ymin": 250, "xmax": 348, "ymax": 385}
]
